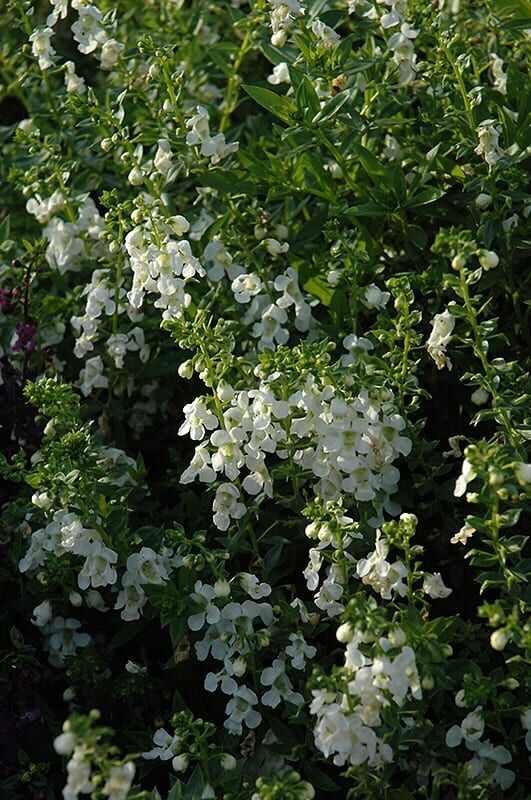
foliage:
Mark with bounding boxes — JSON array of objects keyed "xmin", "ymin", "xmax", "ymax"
[{"xmin": 0, "ymin": 1, "xmax": 529, "ymax": 798}]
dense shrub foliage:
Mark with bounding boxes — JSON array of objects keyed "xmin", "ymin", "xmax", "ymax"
[{"xmin": 0, "ymin": 0, "xmax": 530, "ymax": 798}]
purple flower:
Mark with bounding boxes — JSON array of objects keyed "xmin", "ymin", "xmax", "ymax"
[{"xmin": 13, "ymin": 323, "xmax": 37, "ymax": 354}]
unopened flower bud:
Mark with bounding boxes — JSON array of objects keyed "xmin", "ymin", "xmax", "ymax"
[
  {"xmin": 220, "ymin": 753, "xmax": 237, "ymax": 770},
  {"xmin": 336, "ymin": 622, "xmax": 353, "ymax": 643},
  {"xmin": 178, "ymin": 360, "xmax": 194, "ymax": 379},
  {"xmin": 490, "ymin": 628, "xmax": 509, "ymax": 651},
  {"xmin": 128, "ymin": 167, "xmax": 143, "ymax": 186},
  {"xmin": 451, "ymin": 254, "xmax": 466, "ymax": 270},
  {"xmin": 69, "ymin": 591, "xmax": 82, "ymax": 607},
  {"xmin": 478, "ymin": 249, "xmax": 499, "ymax": 270},
  {"xmin": 475, "ymin": 193, "xmax": 492, "ymax": 208}
]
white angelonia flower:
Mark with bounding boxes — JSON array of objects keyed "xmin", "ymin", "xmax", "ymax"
[
  {"xmin": 521, "ymin": 709, "xmax": 531, "ymax": 751},
  {"xmin": 274, "ymin": 267, "xmax": 313, "ymax": 331},
  {"xmin": 43, "ymin": 217, "xmax": 84, "ymax": 273},
  {"xmin": 422, "ymin": 572, "xmax": 452, "ymax": 598},
  {"xmin": 454, "ymin": 457, "xmax": 476, "ymax": 498},
  {"xmin": 79, "ymin": 355, "xmax": 108, "ymax": 396},
  {"xmin": 231, "ymin": 273, "xmax": 264, "ymax": 303},
  {"xmin": 100, "ymin": 38, "xmax": 124, "ymax": 70},
  {"xmin": 142, "ymin": 728, "xmax": 181, "ymax": 761},
  {"xmin": 474, "ymin": 121, "xmax": 504, "ymax": 165},
  {"xmin": 311, "ymin": 19, "xmax": 341, "ymax": 48},
  {"xmin": 478, "ymin": 249, "xmax": 499, "ymax": 270},
  {"xmin": 260, "ymin": 658, "xmax": 304, "ymax": 708},
  {"xmin": 32, "ymin": 600, "xmax": 53, "ymax": 628},
  {"xmin": 154, "ymin": 139, "xmax": 173, "ymax": 177},
  {"xmin": 224, "ymin": 686, "xmax": 262, "ymax": 734},
  {"xmin": 62, "ymin": 745, "xmax": 94, "ymax": 797},
  {"xmin": 446, "ymin": 706, "xmax": 485, "ymax": 747},
  {"xmin": 240, "ymin": 572, "xmax": 272, "ymax": 599},
  {"xmin": 427, "ymin": 309, "xmax": 455, "ymax": 370},
  {"xmin": 71, "ymin": 1, "xmax": 108, "ymax": 55},
  {"xmin": 54, "ymin": 731, "xmax": 76, "ymax": 756},
  {"xmin": 42, "ymin": 616, "xmax": 91, "ymax": 667},
  {"xmin": 515, "ymin": 462, "xmax": 531, "ymax": 485},
  {"xmin": 212, "ymin": 483, "xmax": 247, "ymax": 531},
  {"xmin": 203, "ymin": 237, "xmax": 244, "ymax": 282},
  {"xmin": 450, "ymin": 521, "xmax": 474, "ymax": 545},
  {"xmin": 186, "ymin": 106, "xmax": 239, "ymax": 164},
  {"xmin": 363, "ymin": 284, "xmax": 390, "ymax": 309},
  {"xmin": 179, "ymin": 398, "xmax": 218, "ymax": 440},
  {"xmin": 356, "ymin": 532, "xmax": 408, "ymax": 600},
  {"xmin": 286, "ymin": 632, "xmax": 317, "ymax": 669},
  {"xmin": 29, "ymin": 27, "xmax": 56, "ymax": 70},
  {"xmin": 188, "ymin": 581, "xmax": 221, "ymax": 631},
  {"xmin": 267, "ymin": 62, "xmax": 290, "ymax": 85},
  {"xmin": 26, "ymin": 190, "xmax": 65, "ymax": 224},
  {"xmin": 490, "ymin": 53, "xmax": 507, "ymax": 95},
  {"xmin": 102, "ymin": 762, "xmax": 135, "ymax": 800},
  {"xmin": 64, "ymin": 61, "xmax": 86, "ymax": 94},
  {"xmin": 49, "ymin": 0, "xmax": 69, "ymax": 20},
  {"xmin": 267, "ymin": 0, "xmax": 304, "ymax": 47},
  {"xmin": 32, "ymin": 491, "xmax": 52, "ymax": 509}
]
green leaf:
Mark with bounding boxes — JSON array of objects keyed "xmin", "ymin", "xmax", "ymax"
[
  {"xmin": 303, "ymin": 763, "xmax": 341, "ymax": 792},
  {"xmin": 200, "ymin": 170, "xmax": 258, "ymax": 195},
  {"xmin": 295, "ymin": 75, "xmax": 321, "ymax": 116},
  {"xmin": 242, "ymin": 84, "xmax": 295, "ymax": 124},
  {"xmin": 108, "ymin": 618, "xmax": 151, "ymax": 651},
  {"xmin": 0, "ymin": 215, "xmax": 10, "ymax": 244},
  {"xmin": 405, "ymin": 187, "xmax": 446, "ymax": 208},
  {"xmin": 351, "ymin": 142, "xmax": 391, "ymax": 180}
]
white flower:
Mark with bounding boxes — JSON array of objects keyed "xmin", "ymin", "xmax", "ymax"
[
  {"xmin": 29, "ymin": 27, "xmax": 55, "ymax": 70},
  {"xmin": 515, "ymin": 462, "xmax": 531, "ymax": 485},
  {"xmin": 422, "ymin": 572, "xmax": 452, "ymax": 599},
  {"xmin": 260, "ymin": 658, "xmax": 304, "ymax": 708},
  {"xmin": 446, "ymin": 706, "xmax": 484, "ymax": 747},
  {"xmin": 32, "ymin": 600, "xmax": 53, "ymax": 628},
  {"xmin": 231, "ymin": 273, "xmax": 263, "ymax": 303},
  {"xmin": 427, "ymin": 309, "xmax": 455, "ymax": 370},
  {"xmin": 188, "ymin": 581, "xmax": 221, "ymax": 631},
  {"xmin": 224, "ymin": 686, "xmax": 262, "ymax": 734},
  {"xmin": 490, "ymin": 53, "xmax": 507, "ymax": 95},
  {"xmin": 142, "ymin": 728, "xmax": 181, "ymax": 761},
  {"xmin": 454, "ymin": 457, "xmax": 476, "ymax": 498},
  {"xmin": 451, "ymin": 521, "xmax": 474, "ymax": 545},
  {"xmin": 179, "ymin": 398, "xmax": 218, "ymax": 440},
  {"xmin": 154, "ymin": 139, "xmax": 173, "ymax": 177},
  {"xmin": 311, "ymin": 19, "xmax": 340, "ymax": 48},
  {"xmin": 79, "ymin": 355, "xmax": 108, "ymax": 396},
  {"xmin": 212, "ymin": 483, "xmax": 247, "ymax": 531},
  {"xmin": 490, "ymin": 628, "xmax": 509, "ymax": 651},
  {"xmin": 267, "ymin": 62, "xmax": 290, "ymax": 85},
  {"xmin": 54, "ymin": 731, "xmax": 76, "ymax": 755},
  {"xmin": 478, "ymin": 249, "xmax": 499, "ymax": 270},
  {"xmin": 100, "ymin": 38, "xmax": 124, "ymax": 70},
  {"xmin": 264, "ymin": 237, "xmax": 289, "ymax": 256},
  {"xmin": 363, "ymin": 284, "xmax": 390, "ymax": 309},
  {"xmin": 102, "ymin": 762, "xmax": 135, "ymax": 800},
  {"xmin": 71, "ymin": 3, "xmax": 107, "ymax": 55},
  {"xmin": 474, "ymin": 121, "xmax": 504, "ymax": 166},
  {"xmin": 285, "ymin": 632, "xmax": 317, "ymax": 669},
  {"xmin": 64, "ymin": 61, "xmax": 86, "ymax": 94},
  {"xmin": 240, "ymin": 572, "xmax": 271, "ymax": 599}
]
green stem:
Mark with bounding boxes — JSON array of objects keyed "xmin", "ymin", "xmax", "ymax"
[
  {"xmin": 441, "ymin": 42, "xmax": 475, "ymax": 132},
  {"xmin": 219, "ymin": 29, "xmax": 253, "ymax": 133},
  {"xmin": 458, "ymin": 267, "xmax": 525, "ymax": 458}
]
